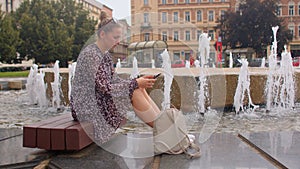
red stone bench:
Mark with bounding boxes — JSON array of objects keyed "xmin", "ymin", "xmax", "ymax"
[{"xmin": 23, "ymin": 113, "xmax": 94, "ymax": 151}]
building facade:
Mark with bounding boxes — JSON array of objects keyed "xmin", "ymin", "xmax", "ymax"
[
  {"xmin": 278, "ymin": 0, "xmax": 300, "ymax": 57},
  {"xmin": 131, "ymin": 0, "xmax": 300, "ymax": 62},
  {"xmin": 75, "ymin": 0, "xmax": 112, "ymax": 23},
  {"xmin": 131, "ymin": 0, "xmax": 234, "ymax": 62},
  {"xmin": 0, "ymin": 0, "xmax": 23, "ymax": 12}
]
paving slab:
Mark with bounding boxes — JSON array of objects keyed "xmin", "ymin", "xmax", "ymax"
[
  {"xmin": 0, "ymin": 129, "xmax": 48, "ymax": 167},
  {"xmin": 0, "ymin": 128, "xmax": 22, "ymax": 141},
  {"xmin": 159, "ymin": 133, "xmax": 276, "ymax": 169},
  {"xmin": 49, "ymin": 133, "xmax": 155, "ymax": 169},
  {"xmin": 239, "ymin": 131, "xmax": 300, "ymax": 169}
]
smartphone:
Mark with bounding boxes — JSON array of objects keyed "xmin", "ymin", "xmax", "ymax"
[{"xmin": 154, "ymin": 73, "xmax": 161, "ymax": 79}]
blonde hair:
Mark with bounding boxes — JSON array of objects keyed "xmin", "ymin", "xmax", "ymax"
[{"xmin": 97, "ymin": 11, "xmax": 121, "ymax": 36}]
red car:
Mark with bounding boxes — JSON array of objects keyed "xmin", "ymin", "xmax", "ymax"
[
  {"xmin": 293, "ymin": 57, "xmax": 300, "ymax": 67},
  {"xmin": 171, "ymin": 60, "xmax": 185, "ymax": 68}
]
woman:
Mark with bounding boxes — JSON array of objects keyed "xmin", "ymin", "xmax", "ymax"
[{"xmin": 70, "ymin": 11, "xmax": 160, "ymax": 144}]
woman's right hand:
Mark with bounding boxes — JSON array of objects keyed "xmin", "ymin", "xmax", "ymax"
[{"xmin": 136, "ymin": 75, "xmax": 156, "ymax": 89}]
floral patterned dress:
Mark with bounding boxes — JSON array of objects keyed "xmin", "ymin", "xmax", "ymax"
[{"xmin": 70, "ymin": 43, "xmax": 138, "ymax": 144}]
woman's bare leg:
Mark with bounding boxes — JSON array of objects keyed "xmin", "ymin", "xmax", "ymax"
[
  {"xmin": 141, "ymin": 89, "xmax": 160, "ymax": 114},
  {"xmin": 132, "ymin": 88, "xmax": 160, "ymax": 127}
]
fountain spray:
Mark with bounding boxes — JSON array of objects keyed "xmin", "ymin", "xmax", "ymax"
[
  {"xmin": 130, "ymin": 57, "xmax": 139, "ymax": 79},
  {"xmin": 161, "ymin": 49, "xmax": 173, "ymax": 110},
  {"xmin": 233, "ymin": 59, "xmax": 258, "ymax": 113},
  {"xmin": 51, "ymin": 60, "xmax": 62, "ymax": 109},
  {"xmin": 265, "ymin": 26, "xmax": 295, "ymax": 111}
]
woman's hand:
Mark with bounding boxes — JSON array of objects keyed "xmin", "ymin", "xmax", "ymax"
[{"xmin": 136, "ymin": 75, "xmax": 156, "ymax": 89}]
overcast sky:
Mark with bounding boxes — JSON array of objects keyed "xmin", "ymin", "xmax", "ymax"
[{"xmin": 97, "ymin": 0, "xmax": 131, "ymax": 24}]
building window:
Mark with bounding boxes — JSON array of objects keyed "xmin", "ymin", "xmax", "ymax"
[
  {"xmin": 276, "ymin": 5, "xmax": 282, "ymax": 16},
  {"xmin": 208, "ymin": 11, "xmax": 214, "ymax": 21},
  {"xmin": 174, "ymin": 12, "xmax": 178, "ymax": 22},
  {"xmin": 197, "ymin": 10, "xmax": 202, "ymax": 22},
  {"xmin": 185, "ymin": 31, "xmax": 191, "ymax": 41},
  {"xmin": 298, "ymin": 25, "xmax": 300, "ymax": 37},
  {"xmin": 289, "ymin": 25, "xmax": 294, "ymax": 37},
  {"xmin": 162, "ymin": 0, "xmax": 166, "ymax": 4},
  {"xmin": 197, "ymin": 30, "xmax": 202, "ymax": 40},
  {"xmin": 298, "ymin": 5, "xmax": 300, "ymax": 15},
  {"xmin": 173, "ymin": 52, "xmax": 180, "ymax": 60},
  {"xmin": 145, "ymin": 33, "xmax": 150, "ymax": 41},
  {"xmin": 289, "ymin": 5, "xmax": 294, "ymax": 16},
  {"xmin": 185, "ymin": 52, "xmax": 190, "ymax": 60},
  {"xmin": 221, "ymin": 10, "xmax": 225, "ymax": 20},
  {"xmin": 174, "ymin": 31, "xmax": 179, "ymax": 41},
  {"xmin": 185, "ymin": 11, "xmax": 190, "ymax": 22},
  {"xmin": 144, "ymin": 13, "xmax": 149, "ymax": 23},
  {"xmin": 144, "ymin": 0, "xmax": 148, "ymax": 5},
  {"xmin": 197, "ymin": 0, "xmax": 201, "ymax": 3},
  {"xmin": 162, "ymin": 12, "xmax": 167, "ymax": 23},
  {"xmin": 162, "ymin": 31, "xmax": 168, "ymax": 41},
  {"xmin": 221, "ymin": 0, "xmax": 225, "ymax": 2},
  {"xmin": 209, "ymin": 0, "xmax": 213, "ymax": 2},
  {"xmin": 174, "ymin": 0, "xmax": 178, "ymax": 4},
  {"xmin": 208, "ymin": 30, "xmax": 214, "ymax": 40},
  {"xmin": 186, "ymin": 0, "xmax": 190, "ymax": 4}
]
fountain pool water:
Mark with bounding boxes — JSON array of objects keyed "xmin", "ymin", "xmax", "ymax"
[{"xmin": 2, "ymin": 89, "xmax": 300, "ymax": 133}]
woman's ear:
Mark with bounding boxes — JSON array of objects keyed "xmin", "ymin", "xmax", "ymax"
[{"xmin": 99, "ymin": 30, "xmax": 106, "ymax": 39}]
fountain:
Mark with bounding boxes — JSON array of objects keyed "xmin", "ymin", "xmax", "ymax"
[
  {"xmin": 51, "ymin": 60, "xmax": 62, "ymax": 109},
  {"xmin": 197, "ymin": 68, "xmax": 208, "ymax": 113},
  {"xmin": 265, "ymin": 26, "xmax": 295, "ymax": 111},
  {"xmin": 194, "ymin": 60, "xmax": 200, "ymax": 68},
  {"xmin": 229, "ymin": 52, "xmax": 233, "ymax": 68},
  {"xmin": 198, "ymin": 33, "xmax": 211, "ymax": 67},
  {"xmin": 26, "ymin": 64, "xmax": 48, "ymax": 107},
  {"xmin": 197, "ymin": 33, "xmax": 211, "ymax": 113},
  {"xmin": 151, "ymin": 59, "xmax": 155, "ymax": 68},
  {"xmin": 161, "ymin": 49, "xmax": 173, "ymax": 110},
  {"xmin": 116, "ymin": 58, "xmax": 121, "ymax": 68},
  {"xmin": 185, "ymin": 60, "xmax": 190, "ymax": 68},
  {"xmin": 261, "ymin": 57, "xmax": 266, "ymax": 68},
  {"xmin": 68, "ymin": 62, "xmax": 76, "ymax": 101},
  {"xmin": 130, "ymin": 57, "xmax": 139, "ymax": 79},
  {"xmin": 26, "ymin": 64, "xmax": 39, "ymax": 105},
  {"xmin": 35, "ymin": 71, "xmax": 48, "ymax": 107},
  {"xmin": 233, "ymin": 58, "xmax": 258, "ymax": 113}
]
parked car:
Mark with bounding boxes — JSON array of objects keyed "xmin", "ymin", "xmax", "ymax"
[
  {"xmin": 292, "ymin": 57, "xmax": 300, "ymax": 67},
  {"xmin": 171, "ymin": 60, "xmax": 185, "ymax": 68}
]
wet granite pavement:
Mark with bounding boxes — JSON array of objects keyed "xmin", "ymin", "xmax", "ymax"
[
  {"xmin": 1, "ymin": 88, "xmax": 300, "ymax": 168},
  {"xmin": 1, "ymin": 128, "xmax": 300, "ymax": 169}
]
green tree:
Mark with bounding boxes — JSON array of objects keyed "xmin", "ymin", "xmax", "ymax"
[
  {"xmin": 0, "ymin": 10, "xmax": 20, "ymax": 63},
  {"xmin": 218, "ymin": 0, "xmax": 292, "ymax": 57},
  {"xmin": 14, "ymin": 0, "xmax": 96, "ymax": 67},
  {"xmin": 73, "ymin": 9, "xmax": 97, "ymax": 61}
]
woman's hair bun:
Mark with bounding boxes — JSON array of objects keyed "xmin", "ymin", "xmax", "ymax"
[{"xmin": 100, "ymin": 11, "xmax": 108, "ymax": 22}]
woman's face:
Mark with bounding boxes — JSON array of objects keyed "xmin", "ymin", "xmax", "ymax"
[{"xmin": 102, "ymin": 27, "xmax": 122, "ymax": 50}]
